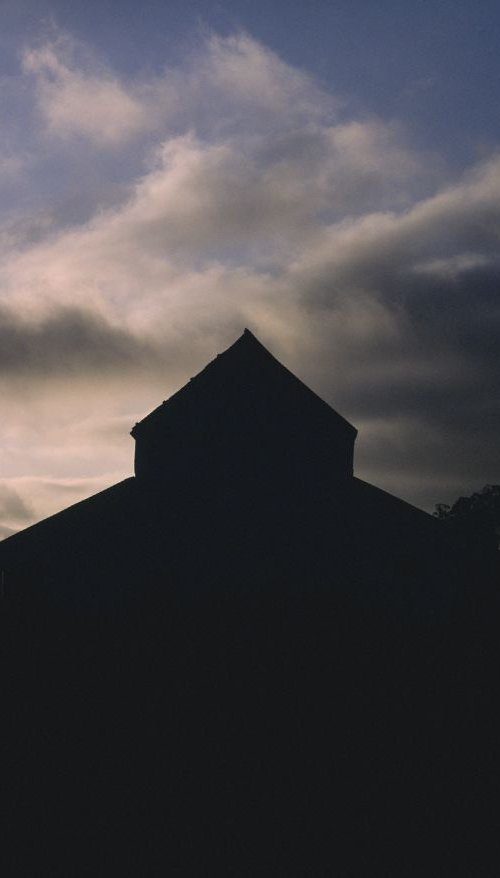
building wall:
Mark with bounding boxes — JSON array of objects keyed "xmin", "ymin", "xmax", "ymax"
[{"xmin": 134, "ymin": 418, "xmax": 355, "ymax": 489}]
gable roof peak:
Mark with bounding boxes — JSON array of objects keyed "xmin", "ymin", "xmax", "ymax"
[
  {"xmin": 131, "ymin": 329, "xmax": 357, "ymax": 441},
  {"xmin": 221, "ymin": 327, "xmax": 277, "ymax": 357},
  {"xmin": 233, "ymin": 326, "xmax": 262, "ymax": 346}
]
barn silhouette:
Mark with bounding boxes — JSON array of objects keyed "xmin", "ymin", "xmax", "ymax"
[
  {"xmin": 2, "ymin": 329, "xmax": 447, "ymax": 610},
  {"xmin": 3, "ymin": 330, "xmax": 496, "ymax": 875}
]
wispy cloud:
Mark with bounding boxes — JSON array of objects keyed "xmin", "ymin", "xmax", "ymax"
[{"xmin": 22, "ymin": 36, "xmax": 150, "ymax": 146}]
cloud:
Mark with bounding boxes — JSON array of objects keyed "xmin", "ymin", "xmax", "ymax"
[
  {"xmin": 0, "ymin": 484, "xmax": 32, "ymax": 523},
  {"xmin": 183, "ymin": 32, "xmax": 334, "ymax": 132},
  {"xmin": 0, "ymin": 304, "xmax": 163, "ymax": 380},
  {"xmin": 0, "ymin": 483, "xmax": 34, "ymax": 539},
  {"xmin": 0, "ymin": 29, "xmax": 499, "ymax": 533},
  {"xmin": 22, "ymin": 37, "xmax": 150, "ymax": 146},
  {"xmin": 20, "ymin": 30, "xmax": 332, "ymax": 151}
]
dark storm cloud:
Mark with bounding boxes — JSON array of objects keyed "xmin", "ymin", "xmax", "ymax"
[
  {"xmin": 402, "ymin": 265, "xmax": 500, "ymax": 364},
  {"xmin": 0, "ymin": 304, "xmax": 163, "ymax": 379},
  {"xmin": 288, "ymin": 156, "xmax": 500, "ymax": 436},
  {"xmin": 337, "ymin": 263, "xmax": 500, "ymax": 429},
  {"xmin": 274, "ymin": 154, "xmax": 500, "ymax": 508}
]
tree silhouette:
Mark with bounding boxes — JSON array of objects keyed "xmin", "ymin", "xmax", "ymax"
[{"xmin": 434, "ymin": 484, "xmax": 500, "ymax": 553}]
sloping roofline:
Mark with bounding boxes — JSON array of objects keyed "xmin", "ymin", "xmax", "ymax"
[{"xmin": 131, "ymin": 329, "xmax": 357, "ymax": 438}]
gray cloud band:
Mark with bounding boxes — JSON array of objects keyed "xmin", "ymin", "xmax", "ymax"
[{"xmin": 0, "ymin": 306, "xmax": 162, "ymax": 376}]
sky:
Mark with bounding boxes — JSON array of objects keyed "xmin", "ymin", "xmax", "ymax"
[{"xmin": 1, "ymin": 0, "xmax": 500, "ymax": 537}]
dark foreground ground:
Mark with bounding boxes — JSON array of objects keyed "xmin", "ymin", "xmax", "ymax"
[{"xmin": 3, "ymin": 473, "xmax": 500, "ymax": 876}]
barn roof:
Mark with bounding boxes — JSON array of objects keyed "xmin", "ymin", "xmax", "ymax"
[{"xmin": 131, "ymin": 329, "xmax": 356, "ymax": 439}]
